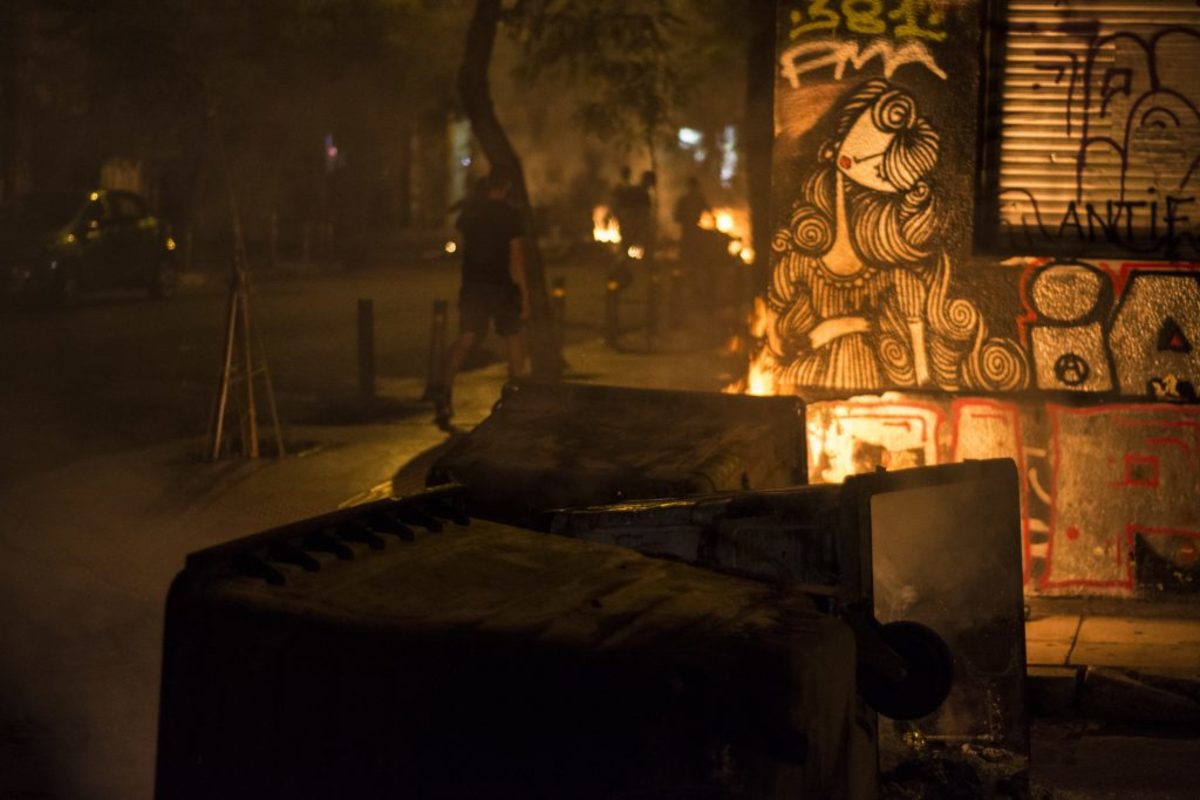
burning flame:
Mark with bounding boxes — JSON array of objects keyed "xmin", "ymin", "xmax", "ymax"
[
  {"xmin": 699, "ymin": 208, "xmax": 744, "ymax": 235},
  {"xmin": 700, "ymin": 207, "xmax": 755, "ymax": 264},
  {"xmin": 724, "ymin": 296, "xmax": 781, "ymax": 397},
  {"xmin": 592, "ymin": 205, "xmax": 621, "ymax": 244}
]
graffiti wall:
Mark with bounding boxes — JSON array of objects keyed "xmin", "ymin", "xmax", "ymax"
[{"xmin": 765, "ymin": 1, "xmax": 1200, "ymax": 595}]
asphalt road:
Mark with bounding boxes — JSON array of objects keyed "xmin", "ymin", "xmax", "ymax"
[{"xmin": 0, "ymin": 256, "xmax": 613, "ymax": 488}]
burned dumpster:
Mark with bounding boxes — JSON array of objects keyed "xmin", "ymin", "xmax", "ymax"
[
  {"xmin": 158, "ymin": 377, "xmax": 1028, "ymax": 797},
  {"xmin": 155, "ymin": 487, "xmax": 876, "ymax": 800},
  {"xmin": 427, "ymin": 383, "xmax": 1028, "ymax": 771}
]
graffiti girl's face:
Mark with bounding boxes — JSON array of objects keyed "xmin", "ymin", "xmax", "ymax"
[{"xmin": 836, "ymin": 109, "xmax": 899, "ymax": 193}]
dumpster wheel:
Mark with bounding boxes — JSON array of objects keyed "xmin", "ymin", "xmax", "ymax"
[{"xmin": 860, "ymin": 621, "xmax": 954, "ymax": 721}]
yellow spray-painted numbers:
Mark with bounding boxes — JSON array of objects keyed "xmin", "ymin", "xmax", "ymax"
[
  {"xmin": 890, "ymin": 0, "xmax": 945, "ymax": 41},
  {"xmin": 789, "ymin": 0, "xmax": 946, "ymax": 42},
  {"xmin": 844, "ymin": 0, "xmax": 886, "ymax": 35}
]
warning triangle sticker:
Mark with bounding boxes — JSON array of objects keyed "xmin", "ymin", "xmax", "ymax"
[{"xmin": 1157, "ymin": 317, "xmax": 1193, "ymax": 353}]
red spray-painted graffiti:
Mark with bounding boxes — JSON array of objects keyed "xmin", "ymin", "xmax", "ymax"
[{"xmin": 807, "ymin": 396, "xmax": 1200, "ymax": 595}]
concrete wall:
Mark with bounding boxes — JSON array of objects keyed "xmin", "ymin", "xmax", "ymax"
[{"xmin": 766, "ymin": 1, "xmax": 1199, "ymax": 596}]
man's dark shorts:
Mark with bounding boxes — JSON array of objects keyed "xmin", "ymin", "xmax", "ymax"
[{"xmin": 459, "ymin": 283, "xmax": 523, "ymax": 337}]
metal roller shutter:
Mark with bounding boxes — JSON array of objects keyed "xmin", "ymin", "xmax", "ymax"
[{"xmin": 983, "ymin": 0, "xmax": 1200, "ymax": 259}]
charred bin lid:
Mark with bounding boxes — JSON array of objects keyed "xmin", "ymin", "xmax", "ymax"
[{"xmin": 423, "ymin": 381, "xmax": 806, "ymax": 529}]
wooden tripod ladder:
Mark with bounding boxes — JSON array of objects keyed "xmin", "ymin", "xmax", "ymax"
[{"xmin": 206, "ymin": 113, "xmax": 285, "ymax": 461}]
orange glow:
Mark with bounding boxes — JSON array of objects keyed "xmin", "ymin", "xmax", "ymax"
[
  {"xmin": 745, "ymin": 346, "xmax": 778, "ymax": 396},
  {"xmin": 806, "ymin": 394, "xmax": 942, "ymax": 484},
  {"xmin": 700, "ymin": 207, "xmax": 753, "ymax": 264},
  {"xmin": 726, "ymin": 297, "xmax": 782, "ymax": 397},
  {"xmin": 592, "ymin": 206, "xmax": 621, "ymax": 244},
  {"xmin": 699, "ymin": 207, "xmax": 747, "ymax": 237},
  {"xmin": 748, "ymin": 295, "xmax": 771, "ymax": 339}
]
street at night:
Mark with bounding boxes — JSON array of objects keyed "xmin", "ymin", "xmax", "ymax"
[{"xmin": 4, "ymin": 0, "xmax": 1200, "ymax": 798}]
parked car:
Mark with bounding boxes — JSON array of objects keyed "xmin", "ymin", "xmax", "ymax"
[{"xmin": 1, "ymin": 189, "xmax": 177, "ymax": 304}]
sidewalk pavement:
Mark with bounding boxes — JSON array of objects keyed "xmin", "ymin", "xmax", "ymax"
[
  {"xmin": 1026, "ymin": 610, "xmax": 1200, "ymax": 675},
  {"xmin": 1025, "ymin": 600, "xmax": 1200, "ymax": 725}
]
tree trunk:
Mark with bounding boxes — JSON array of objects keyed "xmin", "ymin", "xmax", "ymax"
[
  {"xmin": 744, "ymin": 0, "xmax": 776, "ymax": 296},
  {"xmin": 457, "ymin": 0, "xmax": 564, "ymax": 378}
]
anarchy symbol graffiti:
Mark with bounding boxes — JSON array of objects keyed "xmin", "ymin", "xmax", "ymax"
[{"xmin": 1054, "ymin": 353, "xmax": 1090, "ymax": 387}]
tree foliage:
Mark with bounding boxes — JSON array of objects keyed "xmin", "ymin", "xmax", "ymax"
[{"xmin": 505, "ymin": 0, "xmax": 685, "ymax": 154}]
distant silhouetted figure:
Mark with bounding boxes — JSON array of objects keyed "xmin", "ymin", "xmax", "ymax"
[
  {"xmin": 673, "ymin": 175, "xmax": 711, "ymax": 267},
  {"xmin": 613, "ymin": 171, "xmax": 656, "ymax": 291},
  {"xmin": 432, "ymin": 170, "xmax": 529, "ymax": 428},
  {"xmin": 448, "ymin": 176, "xmax": 488, "ymax": 215}
]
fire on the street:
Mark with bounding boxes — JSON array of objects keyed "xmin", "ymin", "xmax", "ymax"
[
  {"xmin": 726, "ymin": 296, "xmax": 780, "ymax": 397},
  {"xmin": 592, "ymin": 205, "xmax": 621, "ymax": 244}
]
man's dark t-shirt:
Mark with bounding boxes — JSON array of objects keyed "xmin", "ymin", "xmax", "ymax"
[{"xmin": 456, "ymin": 197, "xmax": 525, "ymax": 288}]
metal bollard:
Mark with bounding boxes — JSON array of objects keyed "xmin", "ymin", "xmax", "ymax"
[
  {"xmin": 551, "ymin": 277, "xmax": 566, "ymax": 349},
  {"xmin": 604, "ymin": 279, "xmax": 620, "ymax": 349},
  {"xmin": 423, "ymin": 299, "xmax": 449, "ymax": 399},
  {"xmin": 358, "ymin": 299, "xmax": 375, "ymax": 405},
  {"xmin": 646, "ymin": 269, "xmax": 662, "ymax": 348}
]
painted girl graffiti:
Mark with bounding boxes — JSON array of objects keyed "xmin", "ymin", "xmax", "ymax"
[{"xmin": 767, "ymin": 79, "xmax": 1028, "ymax": 391}]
